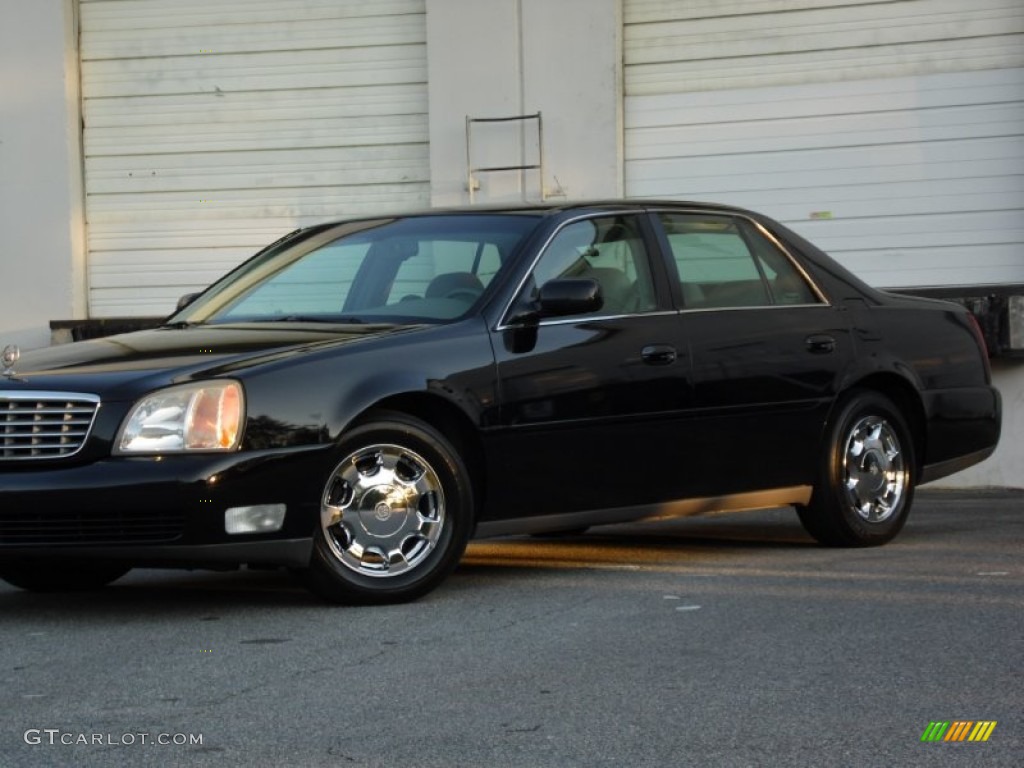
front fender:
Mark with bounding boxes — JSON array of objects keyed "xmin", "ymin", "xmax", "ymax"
[{"xmin": 240, "ymin": 319, "xmax": 497, "ymax": 449}]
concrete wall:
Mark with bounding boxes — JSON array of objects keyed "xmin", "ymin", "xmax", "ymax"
[
  {"xmin": 0, "ymin": 0, "xmax": 85, "ymax": 351},
  {"xmin": 426, "ymin": 0, "xmax": 622, "ymax": 205}
]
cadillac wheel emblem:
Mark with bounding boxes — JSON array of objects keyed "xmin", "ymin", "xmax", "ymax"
[{"xmin": 1, "ymin": 344, "xmax": 19, "ymax": 377}]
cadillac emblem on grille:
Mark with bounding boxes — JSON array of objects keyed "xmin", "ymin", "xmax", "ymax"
[{"xmin": 1, "ymin": 344, "xmax": 19, "ymax": 378}]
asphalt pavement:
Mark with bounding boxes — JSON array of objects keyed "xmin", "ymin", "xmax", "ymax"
[{"xmin": 1, "ymin": 488, "xmax": 1021, "ymax": 767}]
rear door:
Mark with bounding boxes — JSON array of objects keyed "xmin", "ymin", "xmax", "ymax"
[{"xmin": 652, "ymin": 210, "xmax": 851, "ymax": 496}]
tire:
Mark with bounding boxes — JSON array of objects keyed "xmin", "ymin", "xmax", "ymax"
[
  {"xmin": 0, "ymin": 562, "xmax": 130, "ymax": 592},
  {"xmin": 303, "ymin": 412, "xmax": 473, "ymax": 605},
  {"xmin": 797, "ymin": 390, "xmax": 916, "ymax": 547}
]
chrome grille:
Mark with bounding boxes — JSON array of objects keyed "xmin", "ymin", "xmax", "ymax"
[{"xmin": 1, "ymin": 392, "xmax": 100, "ymax": 460}]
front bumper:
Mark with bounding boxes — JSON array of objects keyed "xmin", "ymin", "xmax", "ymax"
[{"xmin": 0, "ymin": 445, "xmax": 331, "ymax": 569}]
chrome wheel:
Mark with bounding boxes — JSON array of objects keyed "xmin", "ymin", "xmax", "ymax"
[
  {"xmin": 306, "ymin": 414, "xmax": 472, "ymax": 604},
  {"xmin": 797, "ymin": 390, "xmax": 917, "ymax": 547},
  {"xmin": 841, "ymin": 415, "xmax": 908, "ymax": 524},
  {"xmin": 321, "ymin": 444, "xmax": 445, "ymax": 578}
]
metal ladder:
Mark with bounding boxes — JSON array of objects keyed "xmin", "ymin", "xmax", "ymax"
[{"xmin": 464, "ymin": 112, "xmax": 545, "ymax": 204}]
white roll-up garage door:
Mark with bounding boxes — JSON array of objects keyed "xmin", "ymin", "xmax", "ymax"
[
  {"xmin": 79, "ymin": 0, "xmax": 429, "ymax": 316},
  {"xmin": 624, "ymin": 0, "xmax": 1024, "ymax": 289}
]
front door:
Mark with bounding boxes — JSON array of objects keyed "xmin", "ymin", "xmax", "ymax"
[{"xmin": 485, "ymin": 213, "xmax": 693, "ymax": 521}]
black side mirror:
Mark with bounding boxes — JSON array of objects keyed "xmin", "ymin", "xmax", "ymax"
[
  {"xmin": 537, "ymin": 278, "xmax": 603, "ymax": 318},
  {"xmin": 503, "ymin": 278, "xmax": 603, "ymax": 330}
]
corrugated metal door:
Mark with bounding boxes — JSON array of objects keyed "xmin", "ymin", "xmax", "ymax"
[
  {"xmin": 79, "ymin": 0, "xmax": 429, "ymax": 316},
  {"xmin": 623, "ymin": 0, "xmax": 1024, "ymax": 289}
]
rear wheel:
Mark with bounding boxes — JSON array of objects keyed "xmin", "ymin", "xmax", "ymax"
[
  {"xmin": 0, "ymin": 562, "xmax": 130, "ymax": 592},
  {"xmin": 304, "ymin": 413, "xmax": 473, "ymax": 605},
  {"xmin": 797, "ymin": 391, "xmax": 916, "ymax": 547}
]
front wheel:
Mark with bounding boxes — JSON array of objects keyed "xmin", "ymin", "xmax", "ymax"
[
  {"xmin": 797, "ymin": 391, "xmax": 916, "ymax": 547},
  {"xmin": 303, "ymin": 413, "xmax": 473, "ymax": 605}
]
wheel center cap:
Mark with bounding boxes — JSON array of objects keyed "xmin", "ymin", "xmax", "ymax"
[
  {"xmin": 357, "ymin": 486, "xmax": 410, "ymax": 538},
  {"xmin": 861, "ymin": 451, "xmax": 887, "ymax": 493}
]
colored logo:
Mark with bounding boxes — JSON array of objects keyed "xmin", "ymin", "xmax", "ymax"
[{"xmin": 921, "ymin": 721, "xmax": 997, "ymax": 742}]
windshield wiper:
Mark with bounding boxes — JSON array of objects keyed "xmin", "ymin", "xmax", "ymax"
[
  {"xmin": 226, "ymin": 315, "xmax": 387, "ymax": 325},
  {"xmin": 271, "ymin": 315, "xmax": 368, "ymax": 324},
  {"xmin": 161, "ymin": 320, "xmax": 200, "ymax": 329}
]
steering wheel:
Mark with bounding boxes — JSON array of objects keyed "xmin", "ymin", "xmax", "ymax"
[{"xmin": 445, "ymin": 289, "xmax": 482, "ymax": 303}]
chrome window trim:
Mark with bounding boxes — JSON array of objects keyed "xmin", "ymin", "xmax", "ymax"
[
  {"xmin": 494, "ymin": 210, "xmax": 662, "ymax": 332},
  {"xmin": 495, "ymin": 207, "xmax": 834, "ymax": 331},
  {"xmin": 679, "ymin": 303, "xmax": 827, "ymax": 314},
  {"xmin": 746, "ymin": 217, "xmax": 831, "ymax": 306},
  {"xmin": 527, "ymin": 309, "xmax": 679, "ymax": 329}
]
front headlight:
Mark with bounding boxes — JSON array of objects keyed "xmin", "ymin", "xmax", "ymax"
[{"xmin": 115, "ymin": 381, "xmax": 244, "ymax": 454}]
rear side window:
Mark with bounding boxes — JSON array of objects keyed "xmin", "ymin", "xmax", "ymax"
[{"xmin": 657, "ymin": 213, "xmax": 819, "ymax": 309}]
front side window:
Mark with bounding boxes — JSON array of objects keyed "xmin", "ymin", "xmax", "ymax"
[
  {"xmin": 519, "ymin": 215, "xmax": 657, "ymax": 317},
  {"xmin": 657, "ymin": 213, "xmax": 819, "ymax": 309}
]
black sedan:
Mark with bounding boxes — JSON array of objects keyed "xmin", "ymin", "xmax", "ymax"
[{"xmin": 0, "ymin": 202, "xmax": 1001, "ymax": 603}]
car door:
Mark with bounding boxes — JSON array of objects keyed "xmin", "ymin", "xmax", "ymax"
[
  {"xmin": 652, "ymin": 210, "xmax": 852, "ymax": 497},
  {"xmin": 484, "ymin": 213, "xmax": 694, "ymax": 522}
]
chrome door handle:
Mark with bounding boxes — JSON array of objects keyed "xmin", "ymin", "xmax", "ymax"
[
  {"xmin": 641, "ymin": 344, "xmax": 677, "ymax": 365},
  {"xmin": 806, "ymin": 334, "xmax": 836, "ymax": 354}
]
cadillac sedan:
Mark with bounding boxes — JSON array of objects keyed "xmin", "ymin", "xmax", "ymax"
[{"xmin": 0, "ymin": 201, "xmax": 1001, "ymax": 603}]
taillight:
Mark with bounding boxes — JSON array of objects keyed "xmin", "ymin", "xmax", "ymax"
[{"xmin": 966, "ymin": 311, "xmax": 992, "ymax": 380}]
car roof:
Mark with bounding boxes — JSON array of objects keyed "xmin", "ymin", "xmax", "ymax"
[
  {"xmin": 311, "ymin": 199, "xmax": 763, "ymax": 227},
  {"xmin": 419, "ymin": 199, "xmax": 754, "ymax": 216}
]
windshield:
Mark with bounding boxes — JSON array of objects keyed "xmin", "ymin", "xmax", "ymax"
[{"xmin": 171, "ymin": 214, "xmax": 541, "ymax": 325}]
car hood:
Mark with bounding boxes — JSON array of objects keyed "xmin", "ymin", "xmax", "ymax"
[{"xmin": 0, "ymin": 323, "xmax": 409, "ymax": 398}]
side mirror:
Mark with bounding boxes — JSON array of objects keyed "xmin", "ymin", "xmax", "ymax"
[
  {"xmin": 537, "ymin": 278, "xmax": 603, "ymax": 318},
  {"xmin": 176, "ymin": 292, "xmax": 201, "ymax": 311}
]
